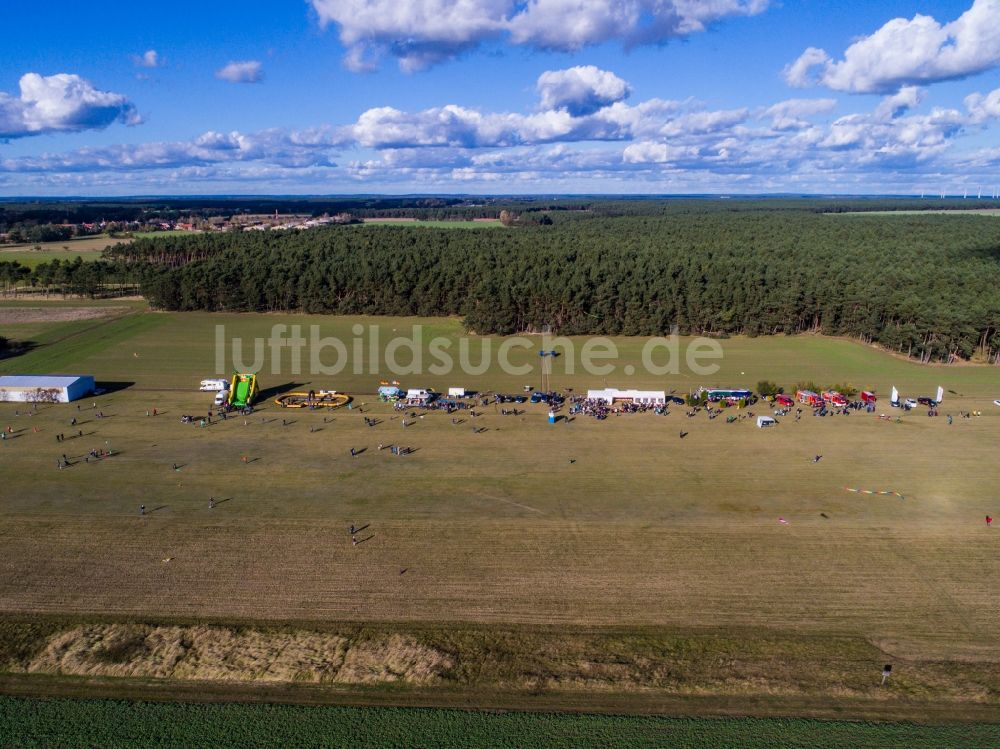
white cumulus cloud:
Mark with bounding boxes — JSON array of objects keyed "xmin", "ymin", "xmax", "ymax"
[
  {"xmin": 874, "ymin": 86, "xmax": 926, "ymax": 120},
  {"xmin": 536, "ymin": 66, "xmax": 631, "ymax": 116},
  {"xmin": 762, "ymin": 98, "xmax": 837, "ymax": 130},
  {"xmin": 0, "ymin": 73, "xmax": 139, "ymax": 140},
  {"xmin": 965, "ymin": 86, "xmax": 1000, "ymax": 122},
  {"xmin": 10, "ymin": 67, "xmax": 1000, "ymax": 194},
  {"xmin": 215, "ymin": 60, "xmax": 264, "ymax": 83},
  {"xmin": 785, "ymin": 0, "xmax": 1000, "ymax": 93},
  {"xmin": 311, "ymin": 0, "xmax": 769, "ymax": 71}
]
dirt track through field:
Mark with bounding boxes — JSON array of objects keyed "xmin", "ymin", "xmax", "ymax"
[
  {"xmin": 0, "ymin": 307, "xmax": 125, "ymax": 324},
  {"xmin": 1, "ymin": 518, "xmax": 996, "ymax": 651}
]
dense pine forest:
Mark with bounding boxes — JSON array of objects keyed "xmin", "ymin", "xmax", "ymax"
[{"xmin": 4, "ymin": 200, "xmax": 1000, "ymax": 363}]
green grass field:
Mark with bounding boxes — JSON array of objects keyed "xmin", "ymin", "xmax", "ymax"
[
  {"xmin": 1, "ymin": 303, "xmax": 999, "ymax": 725},
  {"xmin": 2, "ymin": 697, "xmax": 997, "ymax": 749}
]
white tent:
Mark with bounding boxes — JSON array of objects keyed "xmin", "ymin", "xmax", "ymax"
[
  {"xmin": 756, "ymin": 415, "xmax": 777, "ymax": 428},
  {"xmin": 0, "ymin": 375, "xmax": 95, "ymax": 403},
  {"xmin": 586, "ymin": 388, "xmax": 666, "ymax": 405}
]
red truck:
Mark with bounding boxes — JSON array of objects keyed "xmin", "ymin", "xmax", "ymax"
[
  {"xmin": 822, "ymin": 390, "xmax": 848, "ymax": 407},
  {"xmin": 797, "ymin": 389, "xmax": 823, "ymax": 407},
  {"xmin": 860, "ymin": 390, "xmax": 877, "ymax": 404}
]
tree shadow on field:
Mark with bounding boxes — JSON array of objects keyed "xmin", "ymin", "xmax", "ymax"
[{"xmin": 0, "ymin": 340, "xmax": 38, "ymax": 361}]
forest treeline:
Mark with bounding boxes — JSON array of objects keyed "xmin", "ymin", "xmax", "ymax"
[
  {"xmin": 88, "ymin": 210, "xmax": 1000, "ymax": 363},
  {"xmin": 6, "ymin": 196, "xmax": 1000, "ymax": 229}
]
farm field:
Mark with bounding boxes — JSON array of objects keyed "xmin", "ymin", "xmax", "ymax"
[
  {"xmin": 0, "ymin": 304, "xmax": 999, "ymax": 721},
  {"xmin": 0, "ymin": 231, "xmax": 188, "ymax": 267},
  {"xmin": 2, "ymin": 696, "xmax": 998, "ymax": 749}
]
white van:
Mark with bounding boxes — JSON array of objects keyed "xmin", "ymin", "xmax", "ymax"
[
  {"xmin": 213, "ymin": 390, "xmax": 229, "ymax": 406},
  {"xmin": 200, "ymin": 379, "xmax": 229, "ymax": 392}
]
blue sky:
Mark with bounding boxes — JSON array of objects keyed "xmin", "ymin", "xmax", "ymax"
[{"xmin": 2, "ymin": 0, "xmax": 1000, "ymax": 195}]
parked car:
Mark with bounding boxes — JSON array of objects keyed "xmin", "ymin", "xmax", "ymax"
[
  {"xmin": 917, "ymin": 396, "xmax": 937, "ymax": 406},
  {"xmin": 903, "ymin": 398, "xmax": 918, "ymax": 409}
]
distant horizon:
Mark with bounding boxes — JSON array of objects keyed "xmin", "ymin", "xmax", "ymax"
[{"xmin": 3, "ymin": 193, "xmax": 999, "ymax": 202}]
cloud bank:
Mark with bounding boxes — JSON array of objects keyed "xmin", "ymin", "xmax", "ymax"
[
  {"xmin": 5, "ymin": 64, "xmax": 1000, "ymax": 194},
  {"xmin": 311, "ymin": 0, "xmax": 769, "ymax": 71}
]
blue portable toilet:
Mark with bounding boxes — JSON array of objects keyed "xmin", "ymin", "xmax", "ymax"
[{"xmin": 548, "ymin": 410, "xmax": 556, "ymax": 424}]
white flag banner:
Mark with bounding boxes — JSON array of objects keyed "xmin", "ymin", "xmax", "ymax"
[
  {"xmin": 891, "ymin": 386, "xmax": 899, "ymax": 403},
  {"xmin": 936, "ymin": 386, "xmax": 944, "ymax": 403}
]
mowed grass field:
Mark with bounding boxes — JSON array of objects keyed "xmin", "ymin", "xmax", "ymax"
[{"xmin": 1, "ymin": 304, "xmax": 999, "ymax": 719}]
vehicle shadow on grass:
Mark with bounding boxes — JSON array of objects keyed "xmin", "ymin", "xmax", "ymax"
[{"xmin": 258, "ymin": 381, "xmax": 305, "ymax": 401}]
